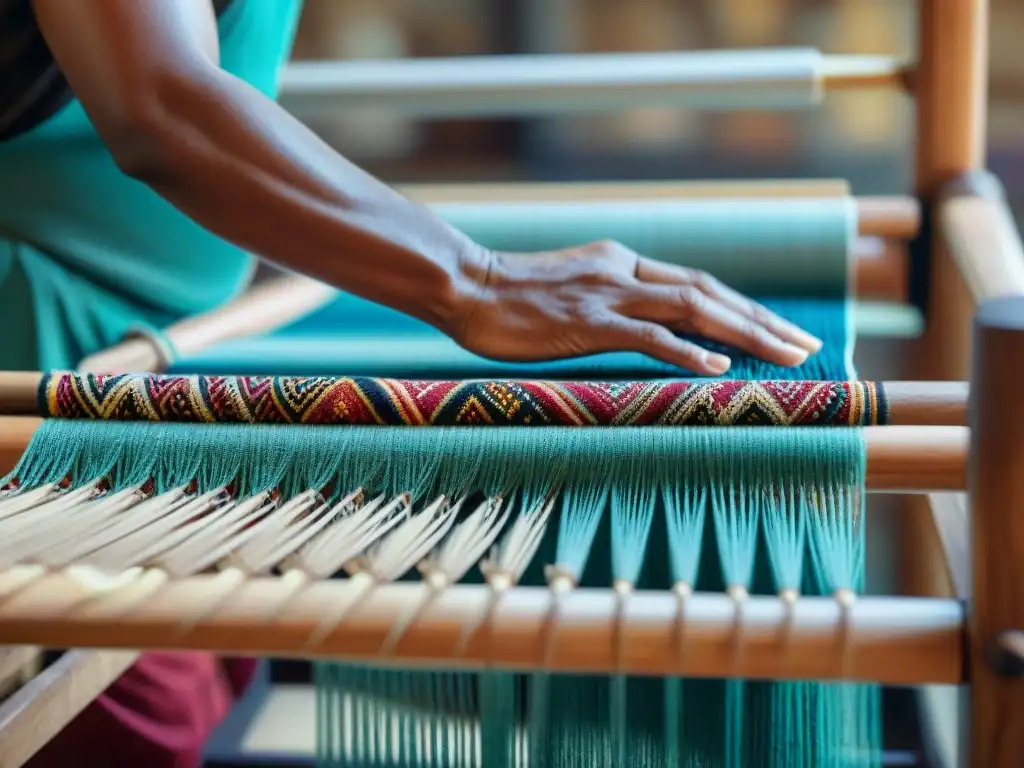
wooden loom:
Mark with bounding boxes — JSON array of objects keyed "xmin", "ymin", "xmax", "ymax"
[{"xmin": 0, "ymin": 1, "xmax": 1022, "ymax": 766}]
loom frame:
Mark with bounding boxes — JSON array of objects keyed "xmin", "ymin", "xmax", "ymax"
[{"xmin": 1, "ymin": 1, "xmax": 1023, "ymax": 766}]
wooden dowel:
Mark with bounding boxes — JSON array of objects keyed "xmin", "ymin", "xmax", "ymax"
[
  {"xmin": 819, "ymin": 55, "xmax": 914, "ymax": 91},
  {"xmin": 881, "ymin": 381, "xmax": 968, "ymax": 427},
  {"xmin": 0, "ymin": 418, "xmax": 970, "ymax": 493},
  {"xmin": 0, "ymin": 373, "xmax": 967, "ymax": 426},
  {"xmin": 405, "ymin": 185, "xmax": 918, "ymax": 240},
  {"xmin": 853, "ymin": 196, "xmax": 921, "ymax": 239},
  {"xmin": 0, "ymin": 374, "xmax": 37, "ymax": 416},
  {"xmin": 863, "ymin": 426, "xmax": 967, "ymax": 493},
  {"xmin": 278, "ymin": 51, "xmax": 908, "ymax": 119},
  {"xmin": 940, "ymin": 175, "xmax": 1024, "ymax": 302},
  {"xmin": 0, "ymin": 577, "xmax": 960, "ymax": 685},
  {"xmin": 163, "ymin": 273, "xmax": 337, "ymax": 363},
  {"xmin": 854, "ymin": 237, "xmax": 909, "ymax": 302},
  {"xmin": 0, "ymin": 649, "xmax": 139, "ymax": 768},
  {"xmin": 400, "ymin": 179, "xmax": 855, "ymax": 202},
  {"xmin": 927, "ymin": 492, "xmax": 970, "ymax": 600},
  {"xmin": 77, "ymin": 274, "xmax": 337, "ymax": 375},
  {"xmin": 968, "ymin": 296, "xmax": 1024, "ymax": 767}
]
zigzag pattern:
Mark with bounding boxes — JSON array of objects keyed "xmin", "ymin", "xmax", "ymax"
[{"xmin": 41, "ymin": 373, "xmax": 887, "ymax": 427}]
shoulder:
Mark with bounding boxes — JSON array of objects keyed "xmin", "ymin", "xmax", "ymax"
[
  {"xmin": 0, "ymin": 0, "xmax": 71, "ymax": 142},
  {"xmin": 0, "ymin": 0, "xmax": 240, "ymax": 143}
]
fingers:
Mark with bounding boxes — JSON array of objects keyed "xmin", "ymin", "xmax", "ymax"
[
  {"xmin": 605, "ymin": 319, "xmax": 732, "ymax": 376},
  {"xmin": 635, "ymin": 258, "xmax": 823, "ymax": 354},
  {"xmin": 618, "ymin": 285, "xmax": 810, "ymax": 368}
]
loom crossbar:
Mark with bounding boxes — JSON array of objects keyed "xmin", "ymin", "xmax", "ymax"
[{"xmin": 0, "ymin": 576, "xmax": 962, "ymax": 687}]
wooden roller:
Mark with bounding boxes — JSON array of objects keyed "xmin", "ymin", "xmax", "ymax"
[
  {"xmin": 278, "ymin": 49, "xmax": 910, "ymax": 119},
  {"xmin": 0, "ymin": 371, "xmax": 969, "ymax": 428},
  {"xmin": 72, "ymin": 188, "xmax": 915, "ymax": 374},
  {"xmin": 400, "ymin": 178, "xmax": 860, "ymax": 202},
  {"xmin": 400, "ymin": 184, "xmax": 921, "ymax": 240}
]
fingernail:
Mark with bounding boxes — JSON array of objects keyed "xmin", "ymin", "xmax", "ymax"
[
  {"xmin": 705, "ymin": 353, "xmax": 731, "ymax": 375},
  {"xmin": 793, "ymin": 330, "xmax": 823, "ymax": 353},
  {"xmin": 780, "ymin": 343, "xmax": 810, "ymax": 366}
]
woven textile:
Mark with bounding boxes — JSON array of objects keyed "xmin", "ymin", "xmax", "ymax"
[{"xmin": 40, "ymin": 373, "xmax": 887, "ymax": 427}]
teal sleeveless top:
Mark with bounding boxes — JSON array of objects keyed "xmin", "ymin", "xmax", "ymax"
[{"xmin": 0, "ymin": 0, "xmax": 304, "ymax": 370}]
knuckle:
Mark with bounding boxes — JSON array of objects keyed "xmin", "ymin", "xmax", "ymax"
[
  {"xmin": 741, "ymin": 319, "xmax": 767, "ymax": 342},
  {"xmin": 691, "ymin": 270, "xmax": 718, "ymax": 293},
  {"xmin": 742, "ymin": 321, "xmax": 777, "ymax": 351},
  {"xmin": 634, "ymin": 323, "xmax": 671, "ymax": 349},
  {"xmin": 745, "ymin": 300, "xmax": 769, "ymax": 321},
  {"xmin": 751, "ymin": 305, "xmax": 779, "ymax": 330},
  {"xmin": 675, "ymin": 285, "xmax": 705, "ymax": 321},
  {"xmin": 585, "ymin": 239, "xmax": 620, "ymax": 258},
  {"xmin": 674, "ymin": 266, "xmax": 699, "ymax": 283}
]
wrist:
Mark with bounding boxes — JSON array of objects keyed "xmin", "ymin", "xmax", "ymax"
[{"xmin": 429, "ymin": 241, "xmax": 496, "ymax": 341}]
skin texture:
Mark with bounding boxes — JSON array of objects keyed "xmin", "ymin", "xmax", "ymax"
[{"xmin": 31, "ymin": 0, "xmax": 822, "ymax": 376}]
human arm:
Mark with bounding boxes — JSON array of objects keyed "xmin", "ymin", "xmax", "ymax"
[{"xmin": 32, "ymin": 0, "xmax": 820, "ymax": 376}]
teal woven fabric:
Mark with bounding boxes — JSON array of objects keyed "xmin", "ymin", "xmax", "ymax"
[
  {"xmin": 171, "ymin": 197, "xmax": 856, "ymax": 380},
  {"xmin": 171, "ymin": 295, "xmax": 851, "ymax": 380}
]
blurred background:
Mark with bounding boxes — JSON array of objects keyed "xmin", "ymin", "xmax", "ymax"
[{"xmin": 286, "ymin": 0, "xmax": 1024, "ymax": 218}]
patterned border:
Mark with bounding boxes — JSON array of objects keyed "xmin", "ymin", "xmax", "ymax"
[{"xmin": 40, "ymin": 373, "xmax": 887, "ymax": 427}]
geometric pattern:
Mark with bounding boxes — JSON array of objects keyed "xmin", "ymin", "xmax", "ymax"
[{"xmin": 40, "ymin": 372, "xmax": 888, "ymax": 427}]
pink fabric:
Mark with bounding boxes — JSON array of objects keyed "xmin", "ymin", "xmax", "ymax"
[{"xmin": 25, "ymin": 653, "xmax": 258, "ymax": 768}]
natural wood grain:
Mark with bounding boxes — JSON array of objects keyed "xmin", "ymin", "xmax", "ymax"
[
  {"xmin": 0, "ymin": 578, "xmax": 961, "ymax": 686},
  {"xmin": 0, "ymin": 650, "xmax": 138, "ymax": 768},
  {"xmin": 968, "ymin": 296, "xmax": 1024, "ymax": 767},
  {"xmin": 941, "ymin": 183, "xmax": 1024, "ymax": 302},
  {"xmin": 927, "ymin": 493, "xmax": 970, "ymax": 600}
]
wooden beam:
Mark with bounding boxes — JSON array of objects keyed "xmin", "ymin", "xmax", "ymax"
[{"xmin": 968, "ymin": 296, "xmax": 1024, "ymax": 766}]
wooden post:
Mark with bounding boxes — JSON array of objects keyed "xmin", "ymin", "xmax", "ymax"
[
  {"xmin": 968, "ymin": 296, "xmax": 1024, "ymax": 766},
  {"xmin": 902, "ymin": 0, "xmax": 990, "ymax": 596},
  {"xmin": 915, "ymin": 0, "xmax": 989, "ymax": 195},
  {"xmin": 906, "ymin": 3, "xmax": 991, "ymax": 760}
]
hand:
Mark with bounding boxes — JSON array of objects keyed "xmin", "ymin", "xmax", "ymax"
[{"xmin": 452, "ymin": 241, "xmax": 823, "ymax": 377}]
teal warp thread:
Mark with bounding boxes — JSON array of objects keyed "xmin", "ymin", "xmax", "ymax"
[
  {"xmin": 4, "ymin": 420, "xmax": 878, "ymax": 768},
  {"xmin": 4, "ymin": 423, "xmax": 864, "ymax": 504}
]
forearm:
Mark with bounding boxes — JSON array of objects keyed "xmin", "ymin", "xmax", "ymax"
[{"xmin": 123, "ymin": 67, "xmax": 487, "ymax": 334}]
